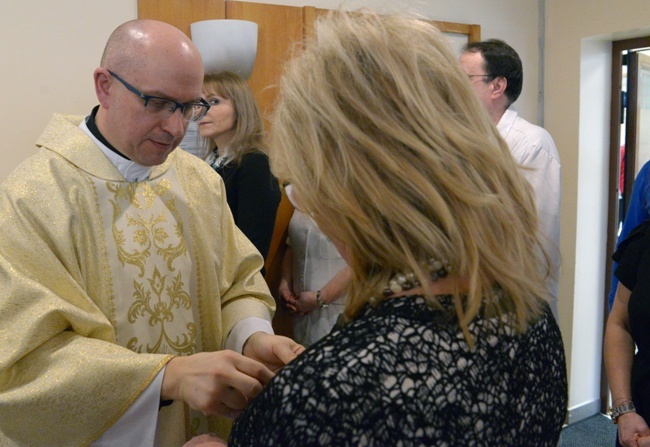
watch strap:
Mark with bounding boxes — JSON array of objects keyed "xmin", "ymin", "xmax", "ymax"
[{"xmin": 611, "ymin": 401, "xmax": 636, "ymax": 424}]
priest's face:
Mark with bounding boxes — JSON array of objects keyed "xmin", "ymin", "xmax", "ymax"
[{"xmin": 105, "ymin": 65, "xmax": 203, "ymax": 167}]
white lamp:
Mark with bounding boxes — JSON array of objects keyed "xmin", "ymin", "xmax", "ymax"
[{"xmin": 190, "ymin": 19, "xmax": 258, "ymax": 80}]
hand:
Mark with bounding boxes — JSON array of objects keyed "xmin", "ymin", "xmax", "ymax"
[
  {"xmin": 243, "ymin": 332, "xmax": 305, "ymax": 373},
  {"xmin": 161, "ymin": 351, "xmax": 274, "ymax": 419},
  {"xmin": 279, "ymin": 287, "xmax": 301, "ymax": 314},
  {"xmin": 295, "ymin": 290, "xmax": 319, "ymax": 314},
  {"xmin": 639, "ymin": 435, "xmax": 650, "ymax": 447},
  {"xmin": 618, "ymin": 412, "xmax": 650, "ymax": 446},
  {"xmin": 183, "ymin": 433, "xmax": 228, "ymax": 447}
]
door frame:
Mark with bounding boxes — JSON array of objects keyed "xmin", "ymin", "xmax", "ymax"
[{"xmin": 602, "ymin": 35, "xmax": 650, "ymax": 415}]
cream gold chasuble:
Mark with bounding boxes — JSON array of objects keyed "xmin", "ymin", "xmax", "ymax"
[{"xmin": 0, "ymin": 114, "xmax": 274, "ymax": 446}]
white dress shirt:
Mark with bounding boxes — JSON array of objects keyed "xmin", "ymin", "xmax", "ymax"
[{"xmin": 497, "ymin": 107, "xmax": 562, "ymax": 323}]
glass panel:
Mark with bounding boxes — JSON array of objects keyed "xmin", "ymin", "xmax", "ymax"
[{"xmin": 635, "ymin": 51, "xmax": 650, "ymax": 176}]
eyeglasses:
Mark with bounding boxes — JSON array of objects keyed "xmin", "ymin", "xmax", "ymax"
[
  {"xmin": 467, "ymin": 74, "xmax": 494, "ymax": 79},
  {"xmin": 108, "ymin": 70, "xmax": 210, "ymax": 122}
]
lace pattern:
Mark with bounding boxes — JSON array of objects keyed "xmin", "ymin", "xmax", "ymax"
[{"xmin": 230, "ymin": 295, "xmax": 567, "ymax": 446}]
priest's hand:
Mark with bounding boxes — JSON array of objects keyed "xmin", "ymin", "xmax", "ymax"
[
  {"xmin": 243, "ymin": 332, "xmax": 305, "ymax": 373},
  {"xmin": 161, "ymin": 351, "xmax": 274, "ymax": 419}
]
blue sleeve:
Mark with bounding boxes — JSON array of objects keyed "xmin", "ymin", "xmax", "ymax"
[{"xmin": 609, "ymin": 161, "xmax": 650, "ymax": 308}]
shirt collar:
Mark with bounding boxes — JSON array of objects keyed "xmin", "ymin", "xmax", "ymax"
[
  {"xmin": 496, "ymin": 106, "xmax": 518, "ymax": 138},
  {"xmin": 80, "ymin": 106, "xmax": 153, "ymax": 182}
]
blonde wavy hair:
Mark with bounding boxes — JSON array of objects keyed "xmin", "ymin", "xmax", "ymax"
[
  {"xmin": 202, "ymin": 71, "xmax": 267, "ymax": 164},
  {"xmin": 270, "ymin": 11, "xmax": 551, "ymax": 339}
]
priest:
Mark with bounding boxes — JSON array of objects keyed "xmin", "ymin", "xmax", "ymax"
[{"xmin": 0, "ymin": 19, "xmax": 302, "ymax": 447}]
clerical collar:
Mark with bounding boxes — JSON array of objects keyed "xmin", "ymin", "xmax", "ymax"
[{"xmin": 80, "ymin": 106, "xmax": 153, "ymax": 182}]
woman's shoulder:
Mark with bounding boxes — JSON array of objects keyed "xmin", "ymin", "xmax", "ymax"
[
  {"xmin": 288, "ymin": 298, "xmax": 457, "ymax": 371},
  {"xmin": 239, "ymin": 150, "xmax": 270, "ymax": 166},
  {"xmin": 231, "ymin": 151, "xmax": 274, "ymax": 177},
  {"xmin": 277, "ymin": 295, "xmax": 560, "ymax": 382}
]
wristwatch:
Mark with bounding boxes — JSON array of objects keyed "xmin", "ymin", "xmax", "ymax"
[
  {"xmin": 611, "ymin": 401, "xmax": 636, "ymax": 424},
  {"xmin": 316, "ymin": 290, "xmax": 329, "ymax": 309}
]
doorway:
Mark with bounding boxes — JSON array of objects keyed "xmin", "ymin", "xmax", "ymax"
[{"xmin": 601, "ymin": 35, "xmax": 650, "ymax": 414}]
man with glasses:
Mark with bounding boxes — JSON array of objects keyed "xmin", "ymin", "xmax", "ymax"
[
  {"xmin": 0, "ymin": 19, "xmax": 302, "ymax": 447},
  {"xmin": 459, "ymin": 39, "xmax": 561, "ymax": 323}
]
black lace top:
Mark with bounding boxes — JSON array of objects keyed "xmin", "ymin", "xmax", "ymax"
[{"xmin": 230, "ymin": 295, "xmax": 567, "ymax": 446}]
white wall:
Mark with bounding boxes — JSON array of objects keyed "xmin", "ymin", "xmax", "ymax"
[
  {"xmin": 546, "ymin": 0, "xmax": 650, "ymax": 422},
  {"xmin": 0, "ymin": 0, "xmax": 136, "ymax": 181},
  {"xmin": 568, "ymin": 38, "xmax": 612, "ymax": 423}
]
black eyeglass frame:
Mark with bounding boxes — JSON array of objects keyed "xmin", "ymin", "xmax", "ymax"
[
  {"xmin": 107, "ymin": 70, "xmax": 210, "ymax": 122},
  {"xmin": 467, "ymin": 74, "xmax": 496, "ymax": 80}
]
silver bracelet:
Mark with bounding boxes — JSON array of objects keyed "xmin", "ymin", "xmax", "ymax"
[
  {"xmin": 316, "ymin": 290, "xmax": 329, "ymax": 309},
  {"xmin": 611, "ymin": 401, "xmax": 636, "ymax": 424}
]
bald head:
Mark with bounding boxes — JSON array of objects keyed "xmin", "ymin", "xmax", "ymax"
[
  {"xmin": 100, "ymin": 19, "xmax": 203, "ymax": 78},
  {"xmin": 93, "ymin": 19, "xmax": 205, "ymax": 166}
]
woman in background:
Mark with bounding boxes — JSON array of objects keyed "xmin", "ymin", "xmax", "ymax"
[
  {"xmin": 198, "ymin": 71, "xmax": 280, "ymax": 268},
  {"xmin": 228, "ymin": 11, "xmax": 567, "ymax": 446},
  {"xmin": 278, "ymin": 201, "xmax": 351, "ymax": 347},
  {"xmin": 605, "ymin": 220, "xmax": 650, "ymax": 447}
]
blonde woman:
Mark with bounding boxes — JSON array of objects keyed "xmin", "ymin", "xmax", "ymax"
[
  {"xmin": 229, "ymin": 11, "xmax": 567, "ymax": 446},
  {"xmin": 198, "ymin": 72, "xmax": 280, "ymax": 268}
]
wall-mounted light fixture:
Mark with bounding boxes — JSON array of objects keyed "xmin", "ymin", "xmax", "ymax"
[{"xmin": 190, "ymin": 19, "xmax": 258, "ymax": 80}]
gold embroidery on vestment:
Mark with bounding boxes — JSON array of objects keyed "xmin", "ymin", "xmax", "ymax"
[
  {"xmin": 126, "ymin": 267, "xmax": 195, "ymax": 354},
  {"xmin": 107, "ymin": 179, "xmax": 195, "ymax": 355},
  {"xmin": 109, "ymin": 180, "xmax": 188, "ymax": 277}
]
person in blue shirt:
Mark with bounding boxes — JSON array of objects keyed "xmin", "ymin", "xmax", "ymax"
[{"xmin": 610, "ymin": 159, "xmax": 650, "ymax": 309}]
